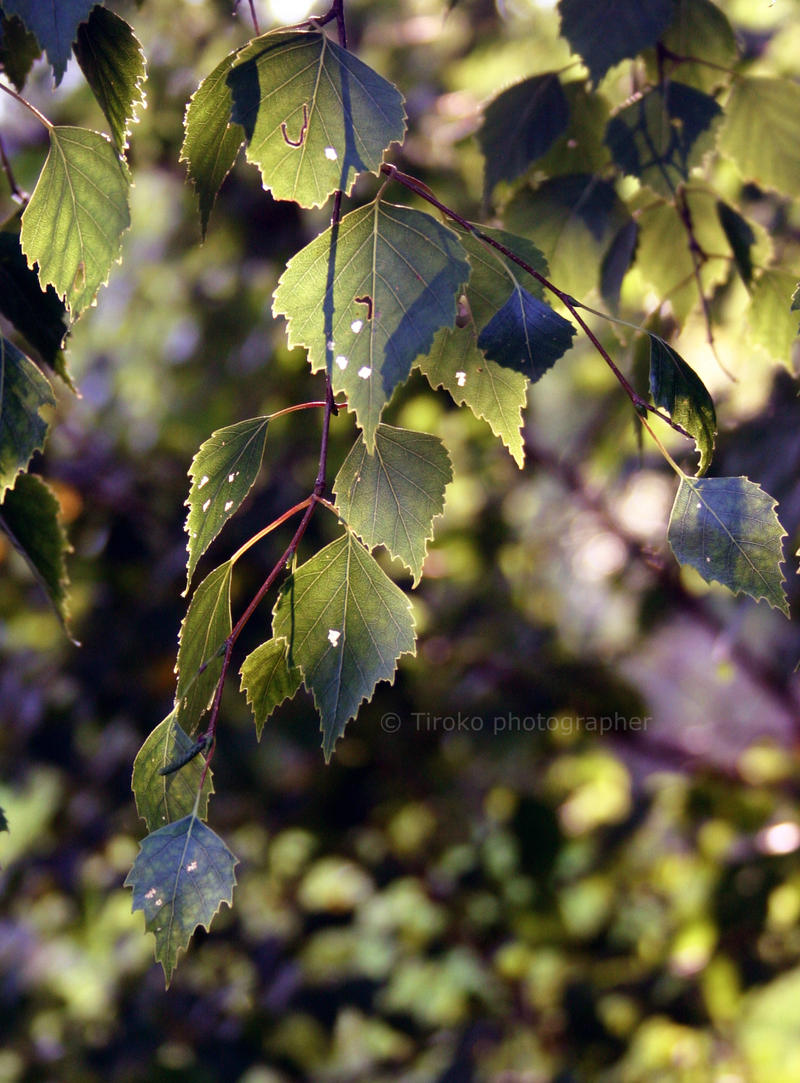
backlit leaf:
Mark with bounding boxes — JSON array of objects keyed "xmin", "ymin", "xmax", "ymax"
[
  {"xmin": 273, "ymin": 199, "xmax": 470, "ymax": 450},
  {"xmin": 239, "ymin": 639, "xmax": 302, "ymax": 739},
  {"xmin": 21, "ymin": 127, "xmax": 131, "ymax": 315},
  {"xmin": 0, "ymin": 12, "xmax": 41, "ymax": 90},
  {"xmin": 477, "ymin": 286, "xmax": 576, "ymax": 379},
  {"xmin": 73, "ymin": 7, "xmax": 147, "ymax": 152},
  {"xmin": 334, "ymin": 424, "xmax": 452, "ymax": 585},
  {"xmin": 132, "ymin": 712, "xmax": 214, "ymax": 833},
  {"xmin": 600, "ymin": 218, "xmax": 638, "ymax": 313},
  {"xmin": 649, "ymin": 336, "xmax": 716, "ymax": 475},
  {"xmin": 747, "ymin": 270, "xmax": 800, "ymax": 367},
  {"xmin": 272, "ymin": 532, "xmax": 416, "ymax": 759},
  {"xmin": 184, "ymin": 416, "xmax": 269, "ymax": 591},
  {"xmin": 605, "ymin": 83, "xmax": 721, "ymax": 198},
  {"xmin": 0, "ymin": 336, "xmax": 54, "ymax": 499},
  {"xmin": 462, "ymin": 226, "xmax": 548, "ymax": 325},
  {"xmin": 125, "ymin": 813, "xmax": 237, "ymax": 986},
  {"xmin": 180, "ymin": 49, "xmax": 245, "ymax": 237},
  {"xmin": 478, "ymin": 73, "xmax": 569, "ymax": 196},
  {"xmin": 0, "ymin": 472, "xmax": 71, "ymax": 632},
  {"xmin": 716, "ymin": 200, "xmax": 755, "ymax": 288},
  {"xmin": 2, "ymin": 0, "xmax": 94, "ymax": 84},
  {"xmin": 657, "ymin": 0, "xmax": 738, "ymax": 93},
  {"xmin": 0, "ymin": 225, "xmax": 70, "ymax": 378},
  {"xmin": 228, "ymin": 29, "xmax": 406, "ymax": 208},
  {"xmin": 174, "ymin": 561, "xmax": 232, "ymax": 731},
  {"xmin": 719, "ymin": 77, "xmax": 800, "ymax": 198},
  {"xmin": 558, "ymin": 0, "xmax": 674, "ymax": 85},
  {"xmin": 668, "ymin": 475, "xmax": 788, "ymax": 614}
]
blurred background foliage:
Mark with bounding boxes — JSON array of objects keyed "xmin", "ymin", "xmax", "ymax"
[{"xmin": 2, "ymin": 0, "xmax": 800, "ymax": 1079}]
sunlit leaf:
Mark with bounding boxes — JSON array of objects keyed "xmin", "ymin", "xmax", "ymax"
[
  {"xmin": 272, "ymin": 532, "xmax": 416, "ymax": 759},
  {"xmin": 73, "ymin": 7, "xmax": 147, "ymax": 151},
  {"xmin": 180, "ymin": 49, "xmax": 244, "ymax": 237},
  {"xmin": 131, "ymin": 712, "xmax": 214, "ymax": 833},
  {"xmin": 21, "ymin": 127, "xmax": 131, "ymax": 315},
  {"xmin": 477, "ymin": 286, "xmax": 576, "ymax": 379},
  {"xmin": 478, "ymin": 73, "xmax": 569, "ymax": 195},
  {"xmin": 668, "ymin": 475, "xmax": 788, "ymax": 614},
  {"xmin": 184, "ymin": 416, "xmax": 269, "ymax": 590},
  {"xmin": 273, "ymin": 199, "xmax": 469, "ymax": 449},
  {"xmin": 0, "ymin": 12, "xmax": 41, "ymax": 90},
  {"xmin": 747, "ymin": 270, "xmax": 799, "ymax": 367},
  {"xmin": 239, "ymin": 639, "xmax": 302, "ymax": 739},
  {"xmin": 530, "ymin": 81, "xmax": 612, "ymax": 177},
  {"xmin": 649, "ymin": 336, "xmax": 716, "ymax": 475},
  {"xmin": 174, "ymin": 561, "xmax": 232, "ymax": 731},
  {"xmin": 0, "ymin": 471, "xmax": 71, "ymax": 632},
  {"xmin": 605, "ymin": 83, "xmax": 721, "ymax": 198},
  {"xmin": 228, "ymin": 29, "xmax": 406, "ymax": 208},
  {"xmin": 558, "ymin": 0, "xmax": 673, "ymax": 84},
  {"xmin": 125, "ymin": 813, "xmax": 237, "ymax": 986},
  {"xmin": 719, "ymin": 77, "xmax": 800, "ymax": 198},
  {"xmin": 0, "ymin": 336, "xmax": 54, "ymax": 499},
  {"xmin": 462, "ymin": 226, "xmax": 548, "ymax": 323},
  {"xmin": 716, "ymin": 200, "xmax": 755, "ymax": 288},
  {"xmin": 657, "ymin": 0, "xmax": 738, "ymax": 93},
  {"xmin": 334, "ymin": 424, "xmax": 452, "ymax": 585},
  {"xmin": 2, "ymin": 0, "xmax": 94, "ymax": 84}
]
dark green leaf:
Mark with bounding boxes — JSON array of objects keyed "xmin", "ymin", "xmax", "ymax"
[
  {"xmin": 334, "ymin": 424, "xmax": 453, "ymax": 585},
  {"xmin": 0, "ymin": 471, "xmax": 71, "ymax": 632},
  {"xmin": 669, "ymin": 475, "xmax": 788, "ymax": 614},
  {"xmin": 558, "ymin": 0, "xmax": 674, "ymax": 85},
  {"xmin": 0, "ymin": 336, "xmax": 54, "ymax": 499},
  {"xmin": 273, "ymin": 200, "xmax": 470, "ymax": 449},
  {"xmin": 131, "ymin": 713, "xmax": 214, "ymax": 833},
  {"xmin": 649, "ymin": 336, "xmax": 716, "ymax": 475},
  {"xmin": 174, "ymin": 561, "xmax": 232, "ymax": 731},
  {"xmin": 605, "ymin": 83, "xmax": 721, "ymax": 198},
  {"xmin": 658, "ymin": 0, "xmax": 738, "ymax": 93},
  {"xmin": 719, "ymin": 77, "xmax": 800, "ymax": 198},
  {"xmin": 0, "ymin": 224, "xmax": 70, "ymax": 375},
  {"xmin": 716, "ymin": 200, "xmax": 755, "ymax": 288},
  {"xmin": 180, "ymin": 49, "xmax": 244, "ymax": 238},
  {"xmin": 2, "ymin": 0, "xmax": 94, "ymax": 84},
  {"xmin": 0, "ymin": 805, "xmax": 7, "ymax": 832},
  {"xmin": 73, "ymin": 7, "xmax": 147, "ymax": 152},
  {"xmin": 463, "ymin": 226, "xmax": 548, "ymax": 325},
  {"xmin": 531, "ymin": 81, "xmax": 612, "ymax": 176},
  {"xmin": 272, "ymin": 533, "xmax": 416, "ymax": 759},
  {"xmin": 239, "ymin": 639, "xmax": 302, "ymax": 740},
  {"xmin": 228, "ymin": 30, "xmax": 406, "ymax": 208},
  {"xmin": 184, "ymin": 416, "xmax": 269, "ymax": 591},
  {"xmin": 601, "ymin": 219, "xmax": 638, "ymax": 313},
  {"xmin": 477, "ymin": 286, "xmax": 576, "ymax": 379},
  {"xmin": 478, "ymin": 73, "xmax": 569, "ymax": 196},
  {"xmin": 125, "ymin": 814, "xmax": 237, "ymax": 986},
  {"xmin": 0, "ymin": 12, "xmax": 41, "ymax": 90},
  {"xmin": 21, "ymin": 127, "xmax": 131, "ymax": 315}
]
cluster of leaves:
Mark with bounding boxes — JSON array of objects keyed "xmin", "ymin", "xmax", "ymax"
[{"xmin": 1, "ymin": 0, "xmax": 798, "ymax": 984}]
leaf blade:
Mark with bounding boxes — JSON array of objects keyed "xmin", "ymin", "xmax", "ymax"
[
  {"xmin": 239, "ymin": 639, "xmax": 303, "ymax": 739},
  {"xmin": 73, "ymin": 7, "xmax": 147, "ymax": 152},
  {"xmin": 174, "ymin": 561, "xmax": 233, "ymax": 731},
  {"xmin": 131, "ymin": 713, "xmax": 214, "ymax": 833},
  {"xmin": 477, "ymin": 286, "xmax": 576, "ymax": 379},
  {"xmin": 649, "ymin": 336, "xmax": 716, "ymax": 475},
  {"xmin": 0, "ymin": 336, "xmax": 55, "ymax": 500},
  {"xmin": 2, "ymin": 0, "xmax": 94, "ymax": 84},
  {"xmin": 558, "ymin": 0, "xmax": 674, "ymax": 85}
]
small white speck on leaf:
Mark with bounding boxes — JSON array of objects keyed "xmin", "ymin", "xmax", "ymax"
[
  {"xmin": 325, "ymin": 146, "xmax": 338, "ymax": 160},
  {"xmin": 228, "ymin": 473, "xmax": 237, "ymax": 483},
  {"xmin": 455, "ymin": 371, "xmax": 467, "ymax": 387},
  {"xmin": 197, "ymin": 475, "xmax": 210, "ymax": 490},
  {"xmin": 328, "ymin": 629, "xmax": 341, "ymax": 646},
  {"xmin": 202, "ymin": 498, "xmax": 211, "ymax": 513},
  {"xmin": 335, "ymin": 355, "xmax": 348, "ymax": 370},
  {"xmin": 186, "ymin": 860, "xmax": 198, "ymax": 872},
  {"xmin": 327, "ymin": 339, "xmax": 335, "ymax": 350},
  {"xmin": 145, "ymin": 887, "xmax": 157, "ymax": 900},
  {"xmin": 358, "ymin": 366, "xmax": 371, "ymax": 379},
  {"xmin": 224, "ymin": 500, "xmax": 233, "ymax": 511},
  {"xmin": 350, "ymin": 319, "xmax": 363, "ymax": 333}
]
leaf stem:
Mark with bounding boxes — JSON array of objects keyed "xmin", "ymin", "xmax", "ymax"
[
  {"xmin": 268, "ymin": 399, "xmax": 340, "ymax": 420},
  {"xmin": 229, "ymin": 497, "xmax": 313, "ymax": 566},
  {"xmin": 245, "ymin": 0, "xmax": 261, "ymax": 34},
  {"xmin": 0, "ymin": 79, "xmax": 53, "ymax": 130}
]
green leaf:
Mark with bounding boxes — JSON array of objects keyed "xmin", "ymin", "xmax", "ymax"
[
  {"xmin": 0, "ymin": 223, "xmax": 70, "ymax": 376},
  {"xmin": 131, "ymin": 713, "xmax": 214, "ymax": 833},
  {"xmin": 668, "ymin": 475, "xmax": 788, "ymax": 614},
  {"xmin": 2, "ymin": 0, "xmax": 94, "ymax": 84},
  {"xmin": 174, "ymin": 561, "xmax": 232, "ymax": 731},
  {"xmin": 601, "ymin": 218, "xmax": 638, "ymax": 313},
  {"xmin": 73, "ymin": 7, "xmax": 147, "ymax": 152},
  {"xmin": 747, "ymin": 270, "xmax": 800, "ymax": 367},
  {"xmin": 0, "ymin": 471, "xmax": 71, "ymax": 632},
  {"xmin": 180, "ymin": 49, "xmax": 245, "ymax": 238},
  {"xmin": 558, "ymin": 0, "xmax": 674, "ymax": 85},
  {"xmin": 239, "ymin": 639, "xmax": 302, "ymax": 740},
  {"xmin": 477, "ymin": 287, "xmax": 576, "ymax": 379},
  {"xmin": 21, "ymin": 127, "xmax": 131, "ymax": 316},
  {"xmin": 0, "ymin": 12, "xmax": 41, "ymax": 90},
  {"xmin": 527, "ymin": 81, "xmax": 612, "ymax": 177},
  {"xmin": 478, "ymin": 73, "xmax": 569, "ymax": 196},
  {"xmin": 125, "ymin": 813, "xmax": 237, "ymax": 986},
  {"xmin": 649, "ymin": 336, "xmax": 716, "ymax": 475},
  {"xmin": 719, "ymin": 77, "xmax": 800, "ymax": 198},
  {"xmin": 334, "ymin": 424, "xmax": 452, "ymax": 585},
  {"xmin": 273, "ymin": 199, "xmax": 470, "ymax": 450},
  {"xmin": 503, "ymin": 175, "xmax": 632, "ymax": 299},
  {"xmin": 657, "ymin": 0, "xmax": 738, "ymax": 93},
  {"xmin": 462, "ymin": 226, "xmax": 548, "ymax": 325},
  {"xmin": 416, "ymin": 327, "xmax": 528, "ymax": 467},
  {"xmin": 605, "ymin": 83, "xmax": 721, "ymax": 198},
  {"xmin": 716, "ymin": 200, "xmax": 755, "ymax": 288},
  {"xmin": 272, "ymin": 532, "xmax": 416, "ymax": 759},
  {"xmin": 228, "ymin": 29, "xmax": 406, "ymax": 208},
  {"xmin": 0, "ymin": 805, "xmax": 8, "ymax": 832},
  {"xmin": 0, "ymin": 336, "xmax": 55, "ymax": 500},
  {"xmin": 184, "ymin": 416, "xmax": 269, "ymax": 591}
]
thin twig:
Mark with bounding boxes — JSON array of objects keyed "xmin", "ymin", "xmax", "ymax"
[
  {"xmin": 246, "ymin": 0, "xmax": 260, "ymax": 35},
  {"xmin": 0, "ymin": 133, "xmax": 25, "ymax": 202},
  {"xmin": 0, "ymin": 79, "xmax": 52, "ymax": 129}
]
